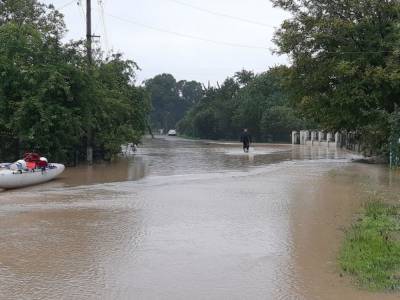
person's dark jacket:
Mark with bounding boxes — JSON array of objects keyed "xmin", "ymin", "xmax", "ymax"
[{"xmin": 240, "ymin": 132, "xmax": 252, "ymax": 145}]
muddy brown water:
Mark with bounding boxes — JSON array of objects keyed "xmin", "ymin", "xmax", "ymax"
[{"xmin": 0, "ymin": 137, "xmax": 399, "ymax": 299}]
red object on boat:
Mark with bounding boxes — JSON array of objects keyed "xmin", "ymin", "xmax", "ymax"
[
  {"xmin": 23, "ymin": 153, "xmax": 48, "ymax": 169},
  {"xmin": 37, "ymin": 160, "xmax": 47, "ymax": 168},
  {"xmin": 24, "ymin": 153, "xmax": 41, "ymax": 162},
  {"xmin": 26, "ymin": 161, "xmax": 36, "ymax": 170}
]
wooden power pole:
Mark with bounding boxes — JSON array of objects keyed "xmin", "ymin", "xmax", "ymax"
[
  {"xmin": 86, "ymin": 0, "xmax": 93, "ymax": 164},
  {"xmin": 86, "ymin": 0, "xmax": 92, "ymax": 64}
]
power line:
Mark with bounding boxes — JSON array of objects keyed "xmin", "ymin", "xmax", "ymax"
[
  {"xmin": 105, "ymin": 12, "xmax": 269, "ymax": 50},
  {"xmin": 164, "ymin": 0, "xmax": 275, "ymax": 29},
  {"xmin": 54, "ymin": 3, "xmax": 396, "ymax": 55},
  {"xmin": 77, "ymin": 0, "xmax": 87, "ymax": 26},
  {"xmin": 57, "ymin": 0, "xmax": 86, "ymax": 28},
  {"xmin": 98, "ymin": 0, "xmax": 109, "ymax": 51},
  {"xmin": 92, "ymin": 7, "xmax": 102, "ymax": 38},
  {"xmin": 56, "ymin": 0, "xmax": 76, "ymax": 10}
]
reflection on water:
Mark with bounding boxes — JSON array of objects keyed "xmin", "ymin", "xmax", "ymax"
[
  {"xmin": 54, "ymin": 155, "xmax": 148, "ymax": 187},
  {"xmin": 0, "ymin": 137, "xmax": 398, "ymax": 299}
]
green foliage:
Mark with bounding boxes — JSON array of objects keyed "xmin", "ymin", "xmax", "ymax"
[
  {"xmin": 339, "ymin": 200, "xmax": 400, "ymax": 291},
  {"xmin": 0, "ymin": 0, "xmax": 149, "ymax": 163},
  {"xmin": 389, "ymin": 108, "xmax": 400, "ymax": 167},
  {"xmin": 145, "ymin": 73, "xmax": 203, "ymax": 131},
  {"xmin": 0, "ymin": 0, "xmax": 65, "ymax": 38},
  {"xmin": 272, "ymin": 0, "xmax": 400, "ymax": 155},
  {"xmin": 178, "ymin": 67, "xmax": 308, "ymax": 142}
]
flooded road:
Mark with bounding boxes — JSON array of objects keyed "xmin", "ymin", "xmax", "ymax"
[{"xmin": 0, "ymin": 137, "xmax": 399, "ymax": 299}]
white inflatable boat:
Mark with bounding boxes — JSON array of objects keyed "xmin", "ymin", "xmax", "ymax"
[{"xmin": 0, "ymin": 163, "xmax": 65, "ymax": 189}]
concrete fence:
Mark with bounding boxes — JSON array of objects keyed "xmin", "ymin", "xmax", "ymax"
[{"xmin": 292, "ymin": 130, "xmax": 360, "ymax": 150}]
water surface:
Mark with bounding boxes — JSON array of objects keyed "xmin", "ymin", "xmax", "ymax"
[{"xmin": 0, "ymin": 137, "xmax": 399, "ymax": 299}]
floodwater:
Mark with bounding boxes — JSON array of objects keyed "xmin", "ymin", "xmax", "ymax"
[{"xmin": 0, "ymin": 137, "xmax": 399, "ymax": 300}]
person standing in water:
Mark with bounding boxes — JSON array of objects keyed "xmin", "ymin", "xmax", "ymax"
[{"xmin": 240, "ymin": 129, "xmax": 252, "ymax": 153}]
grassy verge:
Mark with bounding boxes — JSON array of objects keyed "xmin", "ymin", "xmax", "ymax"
[{"xmin": 339, "ymin": 200, "xmax": 400, "ymax": 291}]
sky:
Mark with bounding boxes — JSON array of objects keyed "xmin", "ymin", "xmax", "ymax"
[{"xmin": 42, "ymin": 0, "xmax": 290, "ymax": 85}]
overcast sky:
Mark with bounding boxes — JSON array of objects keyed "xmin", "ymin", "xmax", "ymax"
[{"xmin": 43, "ymin": 0, "xmax": 290, "ymax": 85}]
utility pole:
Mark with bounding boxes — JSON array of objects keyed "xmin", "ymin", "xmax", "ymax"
[
  {"xmin": 86, "ymin": 0, "xmax": 92, "ymax": 64},
  {"xmin": 86, "ymin": 0, "xmax": 93, "ymax": 164}
]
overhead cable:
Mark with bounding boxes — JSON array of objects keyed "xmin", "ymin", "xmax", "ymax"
[
  {"xmin": 105, "ymin": 12, "xmax": 269, "ymax": 50},
  {"xmin": 77, "ymin": 0, "xmax": 87, "ymax": 26},
  {"xmin": 98, "ymin": 0, "xmax": 110, "ymax": 51},
  {"xmin": 164, "ymin": 0, "xmax": 275, "ymax": 29},
  {"xmin": 56, "ymin": 0, "xmax": 76, "ymax": 10}
]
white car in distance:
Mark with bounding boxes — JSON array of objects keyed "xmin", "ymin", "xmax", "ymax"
[{"xmin": 167, "ymin": 129, "xmax": 177, "ymax": 136}]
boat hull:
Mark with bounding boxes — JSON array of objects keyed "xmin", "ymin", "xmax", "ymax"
[{"xmin": 0, "ymin": 163, "xmax": 65, "ymax": 189}]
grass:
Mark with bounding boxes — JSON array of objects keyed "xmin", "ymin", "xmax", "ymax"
[{"xmin": 339, "ymin": 200, "xmax": 400, "ymax": 291}]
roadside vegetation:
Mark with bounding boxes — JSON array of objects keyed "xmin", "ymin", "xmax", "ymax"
[
  {"xmin": 0, "ymin": 0, "xmax": 150, "ymax": 163},
  {"xmin": 339, "ymin": 200, "xmax": 400, "ymax": 291},
  {"xmin": 271, "ymin": 0, "xmax": 400, "ymax": 159}
]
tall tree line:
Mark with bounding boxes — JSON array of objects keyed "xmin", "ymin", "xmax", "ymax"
[
  {"xmin": 145, "ymin": 73, "xmax": 203, "ymax": 132},
  {"xmin": 0, "ymin": 0, "xmax": 149, "ymax": 163},
  {"xmin": 178, "ymin": 67, "xmax": 309, "ymax": 142}
]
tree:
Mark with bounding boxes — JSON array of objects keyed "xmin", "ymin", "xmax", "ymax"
[
  {"xmin": 178, "ymin": 67, "xmax": 307, "ymax": 142},
  {"xmin": 145, "ymin": 74, "xmax": 204, "ymax": 131},
  {"xmin": 234, "ymin": 69, "xmax": 255, "ymax": 87},
  {"xmin": 177, "ymin": 80, "xmax": 203, "ymax": 105},
  {"xmin": 272, "ymin": 0, "xmax": 400, "ymax": 154},
  {"xmin": 0, "ymin": 0, "xmax": 65, "ymax": 38},
  {"xmin": 92, "ymin": 54, "xmax": 150, "ymax": 159},
  {"xmin": 0, "ymin": 0, "xmax": 150, "ymax": 163}
]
